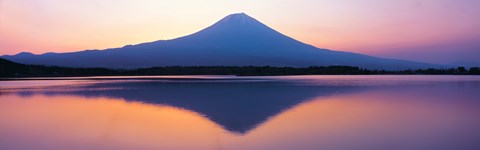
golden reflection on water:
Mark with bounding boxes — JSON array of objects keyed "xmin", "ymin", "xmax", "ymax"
[
  {"xmin": 0, "ymin": 94, "xmax": 231, "ymax": 150},
  {"xmin": 0, "ymin": 88, "xmax": 479, "ymax": 150}
]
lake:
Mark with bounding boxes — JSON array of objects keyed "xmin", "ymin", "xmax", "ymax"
[{"xmin": 0, "ymin": 75, "xmax": 479, "ymax": 150}]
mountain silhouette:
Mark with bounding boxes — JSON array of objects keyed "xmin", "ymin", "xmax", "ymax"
[{"xmin": 1, "ymin": 13, "xmax": 438, "ymax": 70}]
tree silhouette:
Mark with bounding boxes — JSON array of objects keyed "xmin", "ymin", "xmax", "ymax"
[{"xmin": 1, "ymin": 58, "xmax": 479, "ymax": 78}]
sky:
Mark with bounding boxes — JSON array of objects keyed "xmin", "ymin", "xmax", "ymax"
[{"xmin": 1, "ymin": 0, "xmax": 479, "ymax": 65}]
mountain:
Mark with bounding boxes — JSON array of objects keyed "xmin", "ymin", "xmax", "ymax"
[{"xmin": 1, "ymin": 13, "xmax": 439, "ymax": 70}]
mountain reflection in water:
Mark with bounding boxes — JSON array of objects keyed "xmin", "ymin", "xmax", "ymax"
[
  {"xmin": 2, "ymin": 77, "xmax": 369, "ymax": 133},
  {"xmin": 0, "ymin": 75, "xmax": 480, "ymax": 150}
]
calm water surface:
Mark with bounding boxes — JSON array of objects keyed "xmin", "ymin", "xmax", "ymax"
[{"xmin": 0, "ymin": 75, "xmax": 479, "ymax": 150}]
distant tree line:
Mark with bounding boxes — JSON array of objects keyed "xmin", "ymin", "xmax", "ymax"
[
  {"xmin": 129, "ymin": 66, "xmax": 480, "ymax": 76},
  {"xmin": 0, "ymin": 58, "xmax": 118, "ymax": 77},
  {"xmin": 1, "ymin": 58, "xmax": 479, "ymax": 78}
]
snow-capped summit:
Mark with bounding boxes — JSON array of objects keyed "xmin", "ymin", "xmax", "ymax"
[{"xmin": 217, "ymin": 13, "xmax": 259, "ymax": 25}]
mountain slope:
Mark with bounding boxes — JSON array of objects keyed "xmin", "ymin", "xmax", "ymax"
[{"xmin": 1, "ymin": 13, "xmax": 439, "ymax": 70}]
